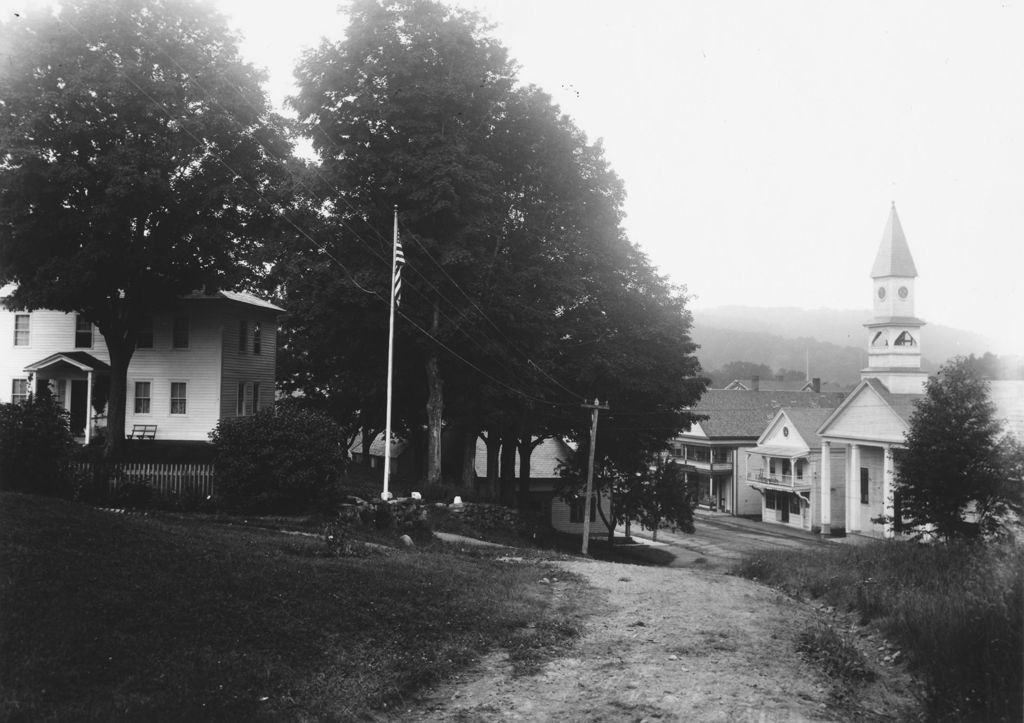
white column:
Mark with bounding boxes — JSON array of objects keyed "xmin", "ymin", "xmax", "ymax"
[
  {"xmin": 820, "ymin": 441, "xmax": 831, "ymax": 535},
  {"xmin": 85, "ymin": 371, "xmax": 93, "ymax": 445},
  {"xmin": 882, "ymin": 445, "xmax": 894, "ymax": 538},
  {"xmin": 848, "ymin": 443, "xmax": 861, "ymax": 532}
]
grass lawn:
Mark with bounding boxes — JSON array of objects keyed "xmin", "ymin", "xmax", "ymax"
[{"xmin": 0, "ymin": 493, "xmax": 588, "ymax": 721}]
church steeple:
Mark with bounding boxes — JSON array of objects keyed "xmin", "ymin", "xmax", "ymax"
[
  {"xmin": 862, "ymin": 203, "xmax": 928, "ymax": 394},
  {"xmin": 871, "ymin": 203, "xmax": 918, "ymax": 278}
]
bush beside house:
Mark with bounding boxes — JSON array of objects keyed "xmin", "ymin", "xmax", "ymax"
[
  {"xmin": 210, "ymin": 401, "xmax": 346, "ymax": 513},
  {"xmin": 0, "ymin": 393, "xmax": 76, "ymax": 496}
]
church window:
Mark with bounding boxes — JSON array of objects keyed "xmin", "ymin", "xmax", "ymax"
[
  {"xmin": 871, "ymin": 331, "xmax": 888, "ymax": 347},
  {"xmin": 894, "ymin": 331, "xmax": 917, "ymax": 347}
]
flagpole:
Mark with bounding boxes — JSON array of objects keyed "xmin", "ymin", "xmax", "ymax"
[{"xmin": 382, "ymin": 206, "xmax": 399, "ymax": 500}]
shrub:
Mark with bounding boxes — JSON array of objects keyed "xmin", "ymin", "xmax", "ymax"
[
  {"xmin": 0, "ymin": 392, "xmax": 76, "ymax": 496},
  {"xmin": 210, "ymin": 400, "xmax": 346, "ymax": 513}
]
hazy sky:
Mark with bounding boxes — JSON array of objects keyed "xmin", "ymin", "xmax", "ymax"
[
  {"xmin": 5, "ymin": 0, "xmax": 1022, "ymax": 353},
  {"xmin": 225, "ymin": 0, "xmax": 1024, "ymax": 354}
]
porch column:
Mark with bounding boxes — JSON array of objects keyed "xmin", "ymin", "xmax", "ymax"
[
  {"xmin": 85, "ymin": 371, "xmax": 93, "ymax": 445},
  {"xmin": 882, "ymin": 445, "xmax": 894, "ymax": 539},
  {"xmin": 847, "ymin": 443, "xmax": 861, "ymax": 533},
  {"xmin": 819, "ymin": 440, "xmax": 831, "ymax": 536}
]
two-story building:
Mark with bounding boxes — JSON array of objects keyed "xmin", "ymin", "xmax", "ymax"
[
  {"xmin": 745, "ymin": 407, "xmax": 845, "ymax": 532},
  {"xmin": 669, "ymin": 385, "xmax": 846, "ymax": 516},
  {"xmin": 1, "ymin": 288, "xmax": 283, "ymax": 443}
]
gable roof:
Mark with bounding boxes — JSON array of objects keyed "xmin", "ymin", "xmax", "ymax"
[
  {"xmin": 183, "ymin": 290, "xmax": 284, "ymax": 312},
  {"xmin": 816, "ymin": 377, "xmax": 923, "ymax": 442},
  {"xmin": 871, "ymin": 204, "xmax": 918, "ymax": 278},
  {"xmin": 683, "ymin": 389, "xmax": 847, "ymax": 439},
  {"xmin": 23, "ymin": 351, "xmax": 111, "ymax": 373},
  {"xmin": 782, "ymin": 407, "xmax": 836, "ymax": 449}
]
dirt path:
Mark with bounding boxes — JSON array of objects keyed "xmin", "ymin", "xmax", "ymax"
[{"xmin": 398, "ymin": 559, "xmax": 917, "ymax": 722}]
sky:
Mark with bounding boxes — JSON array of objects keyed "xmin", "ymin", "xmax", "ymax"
[{"xmin": 4, "ymin": 0, "xmax": 1023, "ymax": 353}]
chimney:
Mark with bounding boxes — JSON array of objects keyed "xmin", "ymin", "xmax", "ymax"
[
  {"xmin": 812, "ymin": 377, "xmax": 821, "ymax": 393},
  {"xmin": 751, "ymin": 375, "xmax": 760, "ymax": 391}
]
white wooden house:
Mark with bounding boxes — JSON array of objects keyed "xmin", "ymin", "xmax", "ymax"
[
  {"xmin": 1, "ymin": 288, "xmax": 283, "ymax": 443},
  {"xmin": 745, "ymin": 407, "xmax": 845, "ymax": 532},
  {"xmin": 473, "ymin": 436, "xmax": 615, "ymax": 536}
]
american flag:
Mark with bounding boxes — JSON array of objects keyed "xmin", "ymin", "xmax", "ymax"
[{"xmin": 393, "ymin": 231, "xmax": 405, "ymax": 307}]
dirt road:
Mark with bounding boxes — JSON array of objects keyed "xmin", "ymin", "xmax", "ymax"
[{"xmin": 398, "ymin": 558, "xmax": 917, "ymax": 722}]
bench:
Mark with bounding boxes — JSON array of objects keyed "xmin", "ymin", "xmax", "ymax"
[{"xmin": 127, "ymin": 424, "xmax": 157, "ymax": 441}]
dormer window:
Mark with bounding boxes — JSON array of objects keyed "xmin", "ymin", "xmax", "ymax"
[{"xmin": 894, "ymin": 331, "xmax": 917, "ymax": 347}]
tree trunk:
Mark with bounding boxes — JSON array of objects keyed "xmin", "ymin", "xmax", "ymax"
[
  {"xmin": 361, "ymin": 424, "xmax": 374, "ymax": 468},
  {"xmin": 102, "ymin": 334, "xmax": 133, "ymax": 460},
  {"xmin": 484, "ymin": 431, "xmax": 500, "ymax": 502},
  {"xmin": 499, "ymin": 430, "xmax": 517, "ymax": 506},
  {"xmin": 516, "ymin": 437, "xmax": 534, "ymax": 511},
  {"xmin": 425, "ymin": 302, "xmax": 443, "ymax": 486}
]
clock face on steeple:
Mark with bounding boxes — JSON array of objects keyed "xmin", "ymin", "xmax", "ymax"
[{"xmin": 898, "ymin": 286, "xmax": 909, "ymax": 299}]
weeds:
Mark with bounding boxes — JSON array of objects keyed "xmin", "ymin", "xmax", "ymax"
[
  {"xmin": 795, "ymin": 623, "xmax": 876, "ymax": 683},
  {"xmin": 735, "ymin": 540, "xmax": 1023, "ymax": 722}
]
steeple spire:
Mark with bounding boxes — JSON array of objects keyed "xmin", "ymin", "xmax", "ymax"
[{"xmin": 871, "ymin": 203, "xmax": 918, "ymax": 278}]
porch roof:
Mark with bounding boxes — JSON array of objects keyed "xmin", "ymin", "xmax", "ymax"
[
  {"xmin": 24, "ymin": 351, "xmax": 111, "ymax": 373},
  {"xmin": 747, "ymin": 444, "xmax": 808, "ymax": 459}
]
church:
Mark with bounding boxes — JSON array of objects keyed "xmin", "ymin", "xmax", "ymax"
[{"xmin": 814, "ymin": 205, "xmax": 928, "ymax": 537}]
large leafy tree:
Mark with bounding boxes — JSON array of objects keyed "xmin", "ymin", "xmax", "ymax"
[
  {"xmin": 893, "ymin": 357, "xmax": 1023, "ymax": 540},
  {"xmin": 0, "ymin": 0, "xmax": 290, "ymax": 456},
  {"xmin": 289, "ymin": 0, "xmax": 705, "ymax": 493}
]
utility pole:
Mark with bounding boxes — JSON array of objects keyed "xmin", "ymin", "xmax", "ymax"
[{"xmin": 581, "ymin": 398, "xmax": 609, "ymax": 555}]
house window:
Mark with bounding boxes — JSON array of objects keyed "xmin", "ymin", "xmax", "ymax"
[
  {"xmin": 134, "ymin": 381, "xmax": 151, "ymax": 414},
  {"xmin": 13, "ymin": 314, "xmax": 29, "ymax": 346},
  {"xmin": 238, "ymin": 320, "xmax": 248, "ymax": 352},
  {"xmin": 74, "ymin": 315, "xmax": 93, "ymax": 348},
  {"xmin": 11, "ymin": 379, "xmax": 29, "ymax": 403},
  {"xmin": 252, "ymin": 382, "xmax": 260, "ymax": 413},
  {"xmin": 136, "ymin": 318, "xmax": 154, "ymax": 349},
  {"xmin": 237, "ymin": 382, "xmax": 255, "ymax": 416},
  {"xmin": 252, "ymin": 321, "xmax": 261, "ymax": 355},
  {"xmin": 172, "ymin": 316, "xmax": 189, "ymax": 349},
  {"xmin": 569, "ymin": 496, "xmax": 596, "ymax": 523},
  {"xmin": 764, "ymin": 490, "xmax": 776, "ymax": 510},
  {"xmin": 170, "ymin": 382, "xmax": 187, "ymax": 415},
  {"xmin": 789, "ymin": 494, "xmax": 801, "ymax": 515},
  {"xmin": 860, "ymin": 467, "xmax": 870, "ymax": 504}
]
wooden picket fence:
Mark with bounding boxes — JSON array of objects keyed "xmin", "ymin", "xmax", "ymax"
[{"xmin": 73, "ymin": 462, "xmax": 216, "ymax": 498}]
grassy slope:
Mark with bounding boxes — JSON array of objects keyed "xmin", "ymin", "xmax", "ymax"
[
  {"xmin": 734, "ymin": 540, "xmax": 1023, "ymax": 722},
  {"xmin": 0, "ymin": 493, "xmax": 586, "ymax": 721}
]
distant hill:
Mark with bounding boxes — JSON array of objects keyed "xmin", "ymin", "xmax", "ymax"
[{"xmin": 691, "ymin": 306, "xmax": 995, "ymax": 388}]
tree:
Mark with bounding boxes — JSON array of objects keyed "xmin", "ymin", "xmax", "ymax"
[
  {"xmin": 288, "ymin": 0, "xmax": 705, "ymax": 495},
  {"xmin": 626, "ymin": 457, "xmax": 695, "ymax": 540},
  {"xmin": 893, "ymin": 357, "xmax": 1023, "ymax": 540},
  {"xmin": 0, "ymin": 0, "xmax": 290, "ymax": 457}
]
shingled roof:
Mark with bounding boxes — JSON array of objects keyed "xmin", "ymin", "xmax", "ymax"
[{"xmin": 687, "ymin": 389, "xmax": 847, "ymax": 438}]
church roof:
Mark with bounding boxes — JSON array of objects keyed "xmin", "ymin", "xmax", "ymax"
[{"xmin": 871, "ymin": 204, "xmax": 918, "ymax": 278}]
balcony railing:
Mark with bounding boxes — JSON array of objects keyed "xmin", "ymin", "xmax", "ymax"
[{"xmin": 746, "ymin": 471, "xmax": 814, "ymax": 490}]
